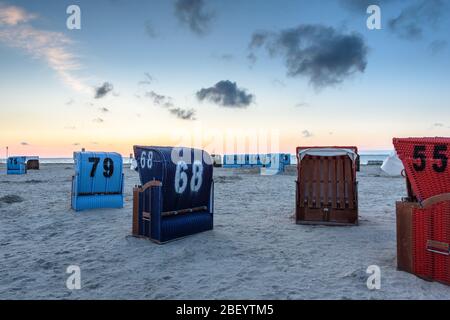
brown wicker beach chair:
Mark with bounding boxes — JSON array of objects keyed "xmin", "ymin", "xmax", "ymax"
[{"xmin": 295, "ymin": 146, "xmax": 359, "ymax": 226}]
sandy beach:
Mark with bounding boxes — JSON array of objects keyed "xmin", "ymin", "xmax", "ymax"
[{"xmin": 0, "ymin": 163, "xmax": 449, "ymax": 300}]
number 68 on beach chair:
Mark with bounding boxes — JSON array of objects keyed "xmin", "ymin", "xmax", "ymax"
[
  {"xmin": 132, "ymin": 146, "xmax": 214, "ymax": 244},
  {"xmin": 71, "ymin": 152, "xmax": 124, "ymax": 211},
  {"xmin": 295, "ymin": 146, "xmax": 359, "ymax": 226}
]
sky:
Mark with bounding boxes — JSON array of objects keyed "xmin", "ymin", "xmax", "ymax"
[{"xmin": 0, "ymin": 0, "xmax": 450, "ymax": 157}]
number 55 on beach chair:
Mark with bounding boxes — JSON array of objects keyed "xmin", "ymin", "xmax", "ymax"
[
  {"xmin": 295, "ymin": 146, "xmax": 359, "ymax": 226},
  {"xmin": 394, "ymin": 137, "xmax": 450, "ymax": 286},
  {"xmin": 71, "ymin": 152, "xmax": 124, "ymax": 211},
  {"xmin": 132, "ymin": 146, "xmax": 214, "ymax": 244}
]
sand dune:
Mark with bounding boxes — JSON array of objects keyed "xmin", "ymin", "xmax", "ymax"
[{"xmin": 0, "ymin": 164, "xmax": 449, "ymax": 299}]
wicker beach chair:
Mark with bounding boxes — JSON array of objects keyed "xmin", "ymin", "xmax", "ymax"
[
  {"xmin": 295, "ymin": 146, "xmax": 359, "ymax": 226},
  {"xmin": 394, "ymin": 137, "xmax": 450, "ymax": 285}
]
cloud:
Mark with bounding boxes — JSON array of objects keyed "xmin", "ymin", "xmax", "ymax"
[
  {"xmin": 0, "ymin": 4, "xmax": 89, "ymax": 93},
  {"xmin": 169, "ymin": 107, "xmax": 196, "ymax": 120},
  {"xmin": 434, "ymin": 123, "xmax": 445, "ymax": 127},
  {"xmin": 196, "ymin": 80, "xmax": 254, "ymax": 108},
  {"xmin": 429, "ymin": 40, "xmax": 448, "ymax": 55},
  {"xmin": 65, "ymin": 98, "xmax": 75, "ymax": 106},
  {"xmin": 145, "ymin": 90, "xmax": 196, "ymax": 121},
  {"xmin": 145, "ymin": 91, "xmax": 171, "ymax": 106},
  {"xmin": 388, "ymin": 0, "xmax": 447, "ymax": 40},
  {"xmin": 302, "ymin": 130, "xmax": 313, "ymax": 138},
  {"xmin": 295, "ymin": 102, "xmax": 310, "ymax": 108},
  {"xmin": 249, "ymin": 25, "xmax": 368, "ymax": 89},
  {"xmin": 93, "ymin": 118, "xmax": 104, "ymax": 123},
  {"xmin": 64, "ymin": 126, "xmax": 76, "ymax": 130},
  {"xmin": 94, "ymin": 82, "xmax": 113, "ymax": 99},
  {"xmin": 138, "ymin": 72, "xmax": 153, "ymax": 86},
  {"xmin": 0, "ymin": 3, "xmax": 37, "ymax": 25},
  {"xmin": 212, "ymin": 53, "xmax": 234, "ymax": 62},
  {"xmin": 339, "ymin": 0, "xmax": 398, "ymax": 12},
  {"xmin": 73, "ymin": 143, "xmax": 80, "ymax": 146},
  {"xmin": 144, "ymin": 20, "xmax": 158, "ymax": 38},
  {"xmin": 20, "ymin": 142, "xmax": 29, "ymax": 146},
  {"xmin": 99, "ymin": 107, "xmax": 109, "ymax": 113},
  {"xmin": 174, "ymin": 0, "xmax": 213, "ymax": 35}
]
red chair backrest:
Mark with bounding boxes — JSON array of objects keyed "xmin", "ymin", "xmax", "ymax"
[{"xmin": 393, "ymin": 138, "xmax": 450, "ymax": 201}]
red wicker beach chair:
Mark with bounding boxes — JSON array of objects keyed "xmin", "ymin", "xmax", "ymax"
[{"xmin": 394, "ymin": 137, "xmax": 450, "ymax": 285}]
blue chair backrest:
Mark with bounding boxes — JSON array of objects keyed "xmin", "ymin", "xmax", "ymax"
[
  {"xmin": 74, "ymin": 152, "xmax": 123, "ymax": 195},
  {"xmin": 134, "ymin": 146, "xmax": 213, "ymax": 213},
  {"xmin": 7, "ymin": 156, "xmax": 27, "ymax": 172}
]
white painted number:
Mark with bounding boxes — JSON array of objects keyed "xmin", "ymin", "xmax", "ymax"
[
  {"xmin": 175, "ymin": 160, "xmax": 203, "ymax": 194},
  {"xmin": 140, "ymin": 151, "xmax": 153, "ymax": 169},
  {"xmin": 190, "ymin": 160, "xmax": 203, "ymax": 192},
  {"xmin": 175, "ymin": 161, "xmax": 188, "ymax": 194}
]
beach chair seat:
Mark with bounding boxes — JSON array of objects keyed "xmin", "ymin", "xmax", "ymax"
[
  {"xmin": 295, "ymin": 146, "xmax": 359, "ymax": 226},
  {"xmin": 132, "ymin": 146, "xmax": 214, "ymax": 244},
  {"xmin": 394, "ymin": 137, "xmax": 450, "ymax": 285}
]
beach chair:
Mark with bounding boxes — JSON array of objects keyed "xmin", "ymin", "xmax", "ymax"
[
  {"xmin": 132, "ymin": 146, "xmax": 214, "ymax": 244},
  {"xmin": 7, "ymin": 156, "xmax": 27, "ymax": 175},
  {"xmin": 295, "ymin": 146, "xmax": 359, "ymax": 225},
  {"xmin": 71, "ymin": 152, "xmax": 124, "ymax": 211},
  {"xmin": 394, "ymin": 137, "xmax": 450, "ymax": 285},
  {"xmin": 26, "ymin": 157, "xmax": 39, "ymax": 170}
]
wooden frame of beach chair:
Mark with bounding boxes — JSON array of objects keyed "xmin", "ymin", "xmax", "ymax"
[{"xmin": 295, "ymin": 146, "xmax": 359, "ymax": 226}]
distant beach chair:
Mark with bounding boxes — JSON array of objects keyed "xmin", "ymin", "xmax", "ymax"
[
  {"xmin": 394, "ymin": 137, "xmax": 450, "ymax": 286},
  {"xmin": 7, "ymin": 156, "xmax": 27, "ymax": 175},
  {"xmin": 26, "ymin": 156, "xmax": 39, "ymax": 170},
  {"xmin": 295, "ymin": 146, "xmax": 359, "ymax": 226}
]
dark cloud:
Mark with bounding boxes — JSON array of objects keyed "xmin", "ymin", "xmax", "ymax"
[
  {"xmin": 196, "ymin": 80, "xmax": 254, "ymax": 108},
  {"xmin": 169, "ymin": 107, "xmax": 196, "ymax": 120},
  {"xmin": 20, "ymin": 142, "xmax": 29, "ymax": 146},
  {"xmin": 339, "ymin": 0, "xmax": 398, "ymax": 12},
  {"xmin": 145, "ymin": 90, "xmax": 196, "ymax": 121},
  {"xmin": 388, "ymin": 0, "xmax": 447, "ymax": 40},
  {"xmin": 429, "ymin": 40, "xmax": 448, "ymax": 54},
  {"xmin": 73, "ymin": 143, "xmax": 80, "ymax": 146},
  {"xmin": 139, "ymin": 72, "xmax": 154, "ymax": 86},
  {"xmin": 434, "ymin": 123, "xmax": 445, "ymax": 127},
  {"xmin": 99, "ymin": 107, "xmax": 109, "ymax": 113},
  {"xmin": 145, "ymin": 91, "xmax": 169, "ymax": 105},
  {"xmin": 93, "ymin": 118, "xmax": 104, "ymax": 123},
  {"xmin": 302, "ymin": 130, "xmax": 313, "ymax": 138},
  {"xmin": 65, "ymin": 99, "xmax": 74, "ymax": 106},
  {"xmin": 144, "ymin": 20, "xmax": 158, "ymax": 38},
  {"xmin": 94, "ymin": 82, "xmax": 114, "ymax": 99},
  {"xmin": 174, "ymin": 0, "xmax": 213, "ymax": 35},
  {"xmin": 295, "ymin": 102, "xmax": 310, "ymax": 108},
  {"xmin": 249, "ymin": 25, "xmax": 368, "ymax": 88}
]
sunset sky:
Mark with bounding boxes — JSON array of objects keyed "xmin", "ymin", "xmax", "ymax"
[{"xmin": 1, "ymin": 0, "xmax": 450, "ymax": 157}]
